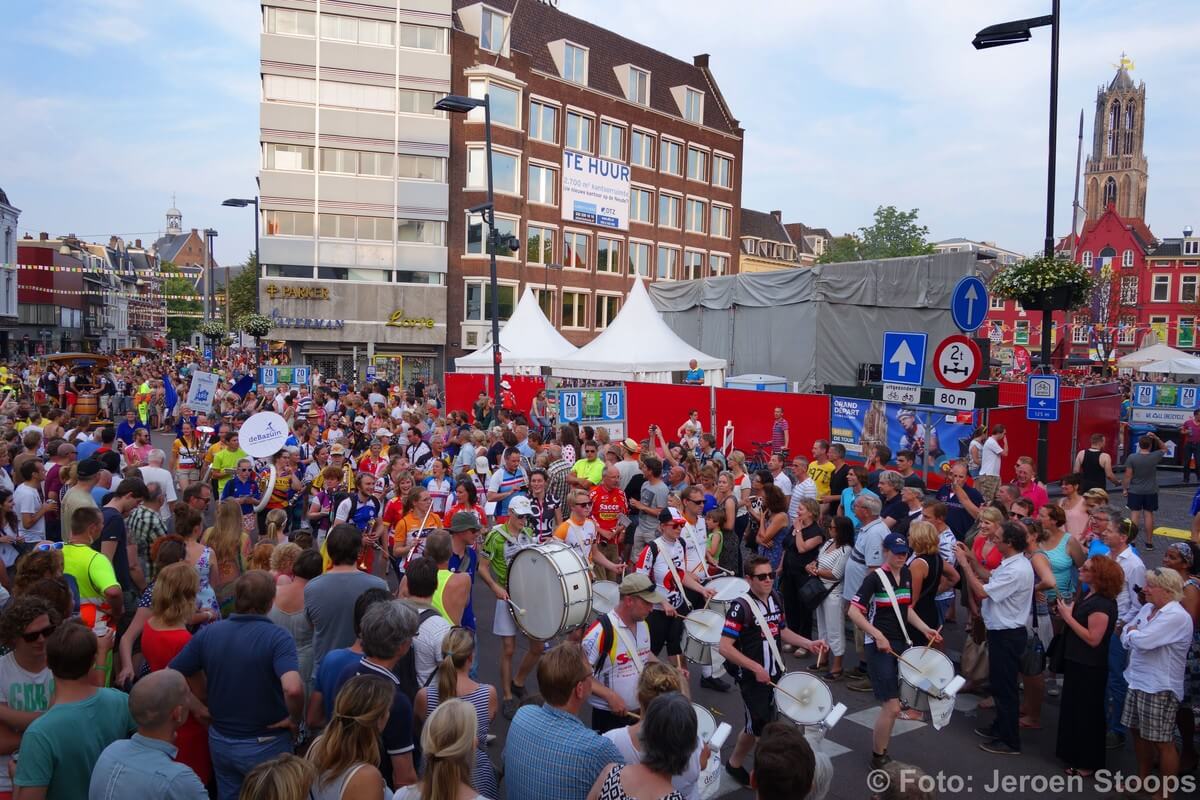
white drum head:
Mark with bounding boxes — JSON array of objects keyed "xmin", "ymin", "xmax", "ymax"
[
  {"xmin": 195, "ymin": 425, "xmax": 215, "ymax": 434},
  {"xmin": 683, "ymin": 609, "xmax": 724, "ymax": 645},
  {"xmin": 692, "ymin": 703, "xmax": 716, "ymax": 743},
  {"xmin": 508, "ymin": 543, "xmax": 591, "ymax": 640},
  {"xmin": 704, "ymin": 576, "xmax": 750, "ymax": 602},
  {"xmin": 592, "ymin": 581, "xmax": 620, "ymax": 615},
  {"xmin": 898, "ymin": 647, "xmax": 955, "ymax": 692},
  {"xmin": 774, "ymin": 671, "xmax": 834, "ymax": 726}
]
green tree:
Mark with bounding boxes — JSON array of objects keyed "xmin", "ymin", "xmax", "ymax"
[
  {"xmin": 817, "ymin": 235, "xmax": 863, "ymax": 264},
  {"xmin": 817, "ymin": 205, "xmax": 936, "ymax": 263},
  {"xmin": 227, "ymin": 250, "xmax": 259, "ymax": 321},
  {"xmin": 163, "ymin": 271, "xmax": 202, "ymax": 342}
]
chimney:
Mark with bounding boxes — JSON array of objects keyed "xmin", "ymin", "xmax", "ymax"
[
  {"xmin": 38, "ymin": 232, "xmax": 48, "ymax": 241},
  {"xmin": 134, "ymin": 239, "xmax": 142, "ymax": 248},
  {"xmin": 693, "ymin": 54, "xmax": 710, "ymax": 68},
  {"xmin": 191, "ymin": 228, "xmax": 199, "ymax": 234},
  {"xmin": 1186, "ymin": 226, "xmax": 1194, "ymax": 238},
  {"xmin": 770, "ymin": 210, "xmax": 782, "ymax": 222}
]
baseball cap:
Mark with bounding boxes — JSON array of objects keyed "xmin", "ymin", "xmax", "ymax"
[
  {"xmin": 500, "ymin": 380, "xmax": 512, "ymax": 389},
  {"xmin": 76, "ymin": 458, "xmax": 102, "ymax": 479},
  {"xmin": 622, "ymin": 437, "xmax": 641, "ymax": 454},
  {"xmin": 474, "ymin": 455, "xmax": 490, "ymax": 475},
  {"xmin": 508, "ymin": 496, "xmax": 533, "ymax": 517},
  {"xmin": 658, "ymin": 507, "xmax": 686, "ymax": 526},
  {"xmin": 449, "ymin": 511, "xmax": 482, "ymax": 532},
  {"xmin": 330, "ymin": 443, "xmax": 347, "ymax": 456},
  {"xmin": 376, "ymin": 430, "xmax": 393, "ymax": 439},
  {"xmin": 619, "ymin": 573, "xmax": 666, "ymax": 604},
  {"xmin": 883, "ymin": 532, "xmax": 911, "ymax": 555}
]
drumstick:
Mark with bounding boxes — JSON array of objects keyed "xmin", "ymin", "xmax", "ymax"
[
  {"xmin": 815, "ymin": 648, "xmax": 824, "ymax": 671},
  {"xmin": 507, "ymin": 600, "xmax": 526, "ymax": 616},
  {"xmin": 893, "ymin": 652, "xmax": 922, "ymax": 672},
  {"xmin": 922, "ymin": 626, "xmax": 943, "ymax": 657},
  {"xmin": 769, "ymin": 681, "xmax": 807, "ymax": 708}
]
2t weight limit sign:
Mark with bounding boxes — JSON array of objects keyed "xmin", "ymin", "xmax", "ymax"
[{"xmin": 932, "ymin": 335, "xmax": 981, "ymax": 390}]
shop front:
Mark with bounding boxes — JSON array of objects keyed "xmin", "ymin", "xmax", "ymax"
[{"xmin": 259, "ymin": 279, "xmax": 446, "ymax": 387}]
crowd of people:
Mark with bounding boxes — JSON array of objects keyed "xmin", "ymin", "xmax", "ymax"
[{"xmin": 0, "ymin": 353, "xmax": 1193, "ymax": 799}]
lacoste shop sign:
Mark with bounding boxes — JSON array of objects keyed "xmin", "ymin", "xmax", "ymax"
[{"xmin": 386, "ymin": 310, "xmax": 435, "ymax": 329}]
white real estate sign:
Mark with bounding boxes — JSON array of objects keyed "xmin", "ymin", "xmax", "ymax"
[{"xmin": 561, "ymin": 150, "xmax": 630, "ymax": 231}]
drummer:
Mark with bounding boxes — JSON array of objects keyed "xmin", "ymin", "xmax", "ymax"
[
  {"xmin": 718, "ymin": 554, "xmax": 829, "ymax": 788},
  {"xmin": 555, "ymin": 489, "xmax": 625, "ymax": 581},
  {"xmin": 634, "ymin": 507, "xmax": 716, "ymax": 672},
  {"xmin": 679, "ymin": 484, "xmax": 729, "ymax": 691},
  {"xmin": 479, "ymin": 495, "xmax": 544, "ymax": 719},
  {"xmin": 846, "ymin": 533, "xmax": 943, "ymax": 770},
  {"xmin": 582, "ymin": 573, "xmax": 664, "ymax": 732}
]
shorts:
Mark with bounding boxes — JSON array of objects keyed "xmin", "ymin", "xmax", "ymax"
[
  {"xmin": 865, "ymin": 642, "xmax": 902, "ymax": 702},
  {"xmin": 493, "ymin": 597, "xmax": 518, "ymax": 637},
  {"xmin": 739, "ymin": 678, "xmax": 777, "ymax": 736},
  {"xmin": 1121, "ymin": 688, "xmax": 1179, "ymax": 742},
  {"xmin": 1126, "ymin": 492, "xmax": 1159, "ymax": 512},
  {"xmin": 647, "ymin": 609, "xmax": 685, "ymax": 657}
]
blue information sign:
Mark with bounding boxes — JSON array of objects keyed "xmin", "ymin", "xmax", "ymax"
[
  {"xmin": 951, "ymin": 276, "xmax": 989, "ymax": 333},
  {"xmin": 1026, "ymin": 374, "xmax": 1060, "ymax": 422},
  {"xmin": 881, "ymin": 331, "xmax": 928, "ymax": 386}
]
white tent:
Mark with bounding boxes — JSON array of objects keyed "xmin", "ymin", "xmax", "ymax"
[
  {"xmin": 550, "ymin": 278, "xmax": 726, "ymax": 383},
  {"xmin": 1116, "ymin": 342, "xmax": 1196, "ymax": 369},
  {"xmin": 454, "ymin": 287, "xmax": 578, "ymax": 374},
  {"xmin": 1139, "ymin": 357, "xmax": 1200, "ymax": 376}
]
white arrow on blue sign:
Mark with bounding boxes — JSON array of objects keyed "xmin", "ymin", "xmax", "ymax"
[
  {"xmin": 1026, "ymin": 374, "xmax": 1060, "ymax": 422},
  {"xmin": 881, "ymin": 331, "xmax": 928, "ymax": 386},
  {"xmin": 950, "ymin": 276, "xmax": 989, "ymax": 333}
]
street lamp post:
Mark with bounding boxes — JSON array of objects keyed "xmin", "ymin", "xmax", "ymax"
[
  {"xmin": 221, "ymin": 197, "xmax": 261, "ymax": 313},
  {"xmin": 973, "ymin": 0, "xmax": 1060, "ymax": 484},
  {"xmin": 435, "ymin": 93, "xmax": 520, "ymax": 412}
]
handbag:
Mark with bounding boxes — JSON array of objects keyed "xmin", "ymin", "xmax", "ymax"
[
  {"xmin": 1045, "ymin": 632, "xmax": 1066, "ymax": 673},
  {"xmin": 1020, "ymin": 612, "xmax": 1046, "ymax": 676},
  {"xmin": 798, "ymin": 576, "xmax": 834, "ymax": 607}
]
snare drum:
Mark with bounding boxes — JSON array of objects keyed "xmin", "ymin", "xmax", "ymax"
[
  {"xmin": 592, "ymin": 581, "xmax": 621, "ymax": 616},
  {"xmin": 682, "ymin": 609, "xmax": 724, "ymax": 666},
  {"xmin": 773, "ymin": 671, "xmax": 835, "ymax": 727},
  {"xmin": 507, "ymin": 542, "xmax": 593, "ymax": 640},
  {"xmin": 897, "ymin": 647, "xmax": 956, "ymax": 712},
  {"xmin": 702, "ymin": 576, "xmax": 750, "ymax": 618}
]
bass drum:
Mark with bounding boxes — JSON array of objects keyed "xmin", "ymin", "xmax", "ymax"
[{"xmin": 507, "ymin": 542, "xmax": 593, "ymax": 640}]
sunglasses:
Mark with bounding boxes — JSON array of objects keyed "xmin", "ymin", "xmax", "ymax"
[
  {"xmin": 22, "ymin": 624, "xmax": 56, "ymax": 643},
  {"xmin": 34, "ymin": 542, "xmax": 64, "ymax": 552},
  {"xmin": 751, "ymin": 571, "xmax": 776, "ymax": 581},
  {"xmin": 575, "ymin": 501, "xmax": 593, "ymax": 508}
]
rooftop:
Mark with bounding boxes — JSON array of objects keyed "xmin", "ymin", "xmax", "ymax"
[{"xmin": 741, "ymin": 209, "xmax": 792, "ymax": 244}]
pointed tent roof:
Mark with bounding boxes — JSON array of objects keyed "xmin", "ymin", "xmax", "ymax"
[
  {"xmin": 550, "ymin": 278, "xmax": 726, "ymax": 380},
  {"xmin": 1116, "ymin": 342, "xmax": 1195, "ymax": 369},
  {"xmin": 454, "ymin": 287, "xmax": 578, "ymax": 373}
]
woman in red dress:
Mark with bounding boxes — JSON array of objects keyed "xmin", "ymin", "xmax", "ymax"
[{"xmin": 139, "ymin": 561, "xmax": 212, "ymax": 785}]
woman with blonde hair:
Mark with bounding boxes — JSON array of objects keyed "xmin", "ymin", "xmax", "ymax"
[
  {"xmin": 271, "ymin": 541, "xmax": 303, "ymax": 584},
  {"xmin": 414, "ymin": 627, "xmax": 497, "ymax": 798},
  {"xmin": 203, "ymin": 498, "xmax": 251, "ymax": 617},
  {"xmin": 307, "ymin": 674, "xmax": 391, "ymax": 799},
  {"xmin": 261, "ymin": 507, "xmax": 289, "ymax": 546},
  {"xmin": 394, "ymin": 698, "xmax": 487, "ymax": 800},
  {"xmin": 240, "ymin": 753, "xmax": 317, "ymax": 800}
]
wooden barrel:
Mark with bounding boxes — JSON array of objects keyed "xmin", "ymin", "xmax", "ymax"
[{"xmin": 75, "ymin": 392, "xmax": 99, "ymax": 417}]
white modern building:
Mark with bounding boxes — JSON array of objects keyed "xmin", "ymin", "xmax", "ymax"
[
  {"xmin": 932, "ymin": 237, "xmax": 1026, "ymax": 266},
  {"xmin": 0, "ymin": 187, "xmax": 20, "ymax": 355}
]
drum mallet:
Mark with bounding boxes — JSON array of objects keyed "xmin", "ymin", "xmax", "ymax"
[
  {"xmin": 921, "ymin": 626, "xmax": 943, "ymax": 657},
  {"xmin": 507, "ymin": 600, "xmax": 527, "ymax": 616}
]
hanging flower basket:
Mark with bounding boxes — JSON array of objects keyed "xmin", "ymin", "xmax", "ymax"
[
  {"xmin": 237, "ymin": 313, "xmax": 273, "ymax": 339},
  {"xmin": 198, "ymin": 321, "xmax": 226, "ymax": 341},
  {"xmin": 988, "ymin": 255, "xmax": 1093, "ymax": 312}
]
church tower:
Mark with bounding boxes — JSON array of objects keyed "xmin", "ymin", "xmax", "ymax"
[
  {"xmin": 1084, "ymin": 56, "xmax": 1148, "ymax": 222},
  {"xmin": 166, "ymin": 195, "xmax": 183, "ymax": 235}
]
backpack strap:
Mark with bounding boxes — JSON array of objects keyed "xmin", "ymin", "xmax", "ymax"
[{"xmin": 591, "ymin": 613, "xmax": 615, "ymax": 675}]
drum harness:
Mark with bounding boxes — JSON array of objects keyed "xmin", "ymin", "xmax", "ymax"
[
  {"xmin": 654, "ymin": 537, "xmax": 693, "ymax": 612},
  {"xmin": 873, "ymin": 568, "xmax": 914, "ymax": 650},
  {"xmin": 744, "ymin": 593, "xmax": 786, "ymax": 678}
]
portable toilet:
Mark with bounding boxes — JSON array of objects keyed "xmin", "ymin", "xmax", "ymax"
[{"xmin": 724, "ymin": 373, "xmax": 788, "ymax": 392}]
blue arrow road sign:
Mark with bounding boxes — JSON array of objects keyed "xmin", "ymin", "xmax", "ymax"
[
  {"xmin": 1026, "ymin": 374, "xmax": 1060, "ymax": 422},
  {"xmin": 881, "ymin": 331, "xmax": 928, "ymax": 386},
  {"xmin": 951, "ymin": 276, "xmax": 989, "ymax": 333}
]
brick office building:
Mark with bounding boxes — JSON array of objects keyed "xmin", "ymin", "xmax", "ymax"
[{"xmin": 446, "ymin": 0, "xmax": 744, "ymax": 356}]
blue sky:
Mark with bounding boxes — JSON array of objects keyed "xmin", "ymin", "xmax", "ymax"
[{"xmin": 2, "ymin": 0, "xmax": 1197, "ymax": 266}]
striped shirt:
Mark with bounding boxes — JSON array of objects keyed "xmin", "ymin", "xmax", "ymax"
[{"xmin": 850, "ymin": 566, "xmax": 914, "ymax": 650}]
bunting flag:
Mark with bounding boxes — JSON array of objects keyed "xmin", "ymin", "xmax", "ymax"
[
  {"xmin": 17, "ymin": 284, "xmax": 209, "ymax": 301},
  {"xmin": 2, "ymin": 262, "xmax": 204, "ymax": 278}
]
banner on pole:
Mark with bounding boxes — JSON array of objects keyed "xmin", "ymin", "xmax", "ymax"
[{"xmin": 185, "ymin": 371, "xmax": 219, "ymax": 413}]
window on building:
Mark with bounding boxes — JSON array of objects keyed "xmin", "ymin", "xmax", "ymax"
[
  {"xmin": 467, "ymin": 147, "xmax": 519, "ymax": 194},
  {"xmin": 265, "ymin": 143, "xmax": 313, "ymax": 171},
  {"xmin": 683, "ymin": 250, "xmax": 705, "ymax": 280},
  {"xmin": 685, "ymin": 199, "xmax": 706, "ymax": 234},
  {"xmin": 657, "ymin": 246, "xmax": 678, "ymax": 280},
  {"xmin": 683, "ymin": 88, "xmax": 703, "ymax": 123},
  {"xmin": 1182, "ymin": 275, "xmax": 1198, "ymax": 304},
  {"xmin": 1118, "ymin": 315, "xmax": 1137, "ymax": 345},
  {"xmin": 596, "ymin": 295, "xmax": 620, "ymax": 329},
  {"xmin": 660, "ymin": 139, "xmax": 682, "ymax": 175},
  {"xmin": 1185, "ymin": 240, "xmax": 1200, "ymax": 256},
  {"xmin": 468, "ymin": 79, "xmax": 520, "ymax": 128},
  {"xmin": 741, "ymin": 238, "xmax": 757, "ymax": 255},
  {"xmin": 630, "ymin": 130, "xmax": 654, "ymax": 168},
  {"xmin": 319, "ymin": 14, "xmax": 394, "ymax": 45},
  {"xmin": 321, "ymin": 148, "xmax": 356, "ymax": 174},
  {"xmin": 263, "ymin": 75, "xmax": 316, "ymax": 104},
  {"xmin": 709, "ymin": 253, "xmax": 728, "ymax": 276},
  {"xmin": 629, "ymin": 67, "xmax": 649, "ymax": 105},
  {"xmin": 319, "ymin": 14, "xmax": 356, "ymax": 42},
  {"xmin": 480, "ymin": 8, "xmax": 506, "ymax": 53},
  {"xmin": 1082, "ymin": 251, "xmax": 1093, "ymax": 268},
  {"xmin": 527, "ymin": 225, "xmax": 554, "ymax": 265},
  {"xmin": 320, "ymin": 81, "xmax": 396, "ymax": 112},
  {"xmin": 532, "ymin": 287, "xmax": 555, "ymax": 323},
  {"xmin": 1150, "ymin": 316, "xmax": 1169, "ymax": 343},
  {"xmin": 630, "ymin": 187, "xmax": 653, "ymax": 224},
  {"xmin": 563, "ymin": 43, "xmax": 587, "ymax": 84},
  {"xmin": 565, "ymin": 111, "xmax": 593, "ymax": 152},
  {"xmin": 599, "ymin": 122, "xmax": 625, "ymax": 161},
  {"xmin": 563, "ymin": 231, "xmax": 590, "ymax": 270},
  {"xmin": 528, "ymin": 163, "xmax": 557, "ymax": 205},
  {"xmin": 990, "ymin": 296, "xmax": 1005, "ymax": 311},
  {"xmin": 597, "ymin": 237, "xmax": 620, "ymax": 273},
  {"xmin": 712, "ymin": 154, "xmax": 732, "ymax": 189},
  {"xmin": 1180, "ymin": 317, "xmax": 1196, "ymax": 348},
  {"xmin": 1153, "ymin": 274, "xmax": 1171, "ymax": 302},
  {"xmin": 358, "ymin": 216, "xmax": 393, "ymax": 241},
  {"xmin": 396, "ymin": 219, "xmax": 444, "ymax": 245},
  {"xmin": 562, "ymin": 291, "xmax": 587, "ymax": 328},
  {"xmin": 1014, "ymin": 321, "xmax": 1029, "ymax": 345},
  {"xmin": 1124, "ymin": 102, "xmax": 1136, "ymax": 156},
  {"xmin": 1122, "ymin": 249, "xmax": 1135, "ymax": 268},
  {"xmin": 396, "ymin": 155, "xmax": 444, "ymax": 181},
  {"xmin": 1120, "ymin": 276, "xmax": 1138, "ymax": 305},
  {"xmin": 1071, "ymin": 317, "xmax": 1090, "ymax": 344},
  {"xmin": 466, "ymin": 214, "xmax": 518, "ymax": 257},
  {"xmin": 265, "ymin": 210, "xmax": 314, "ymax": 237},
  {"xmin": 686, "ymin": 147, "xmax": 707, "ymax": 182},
  {"xmin": 266, "ymin": 7, "xmax": 315, "ymax": 36},
  {"xmin": 465, "ymin": 281, "xmax": 515, "ymax": 321},
  {"xmin": 710, "ymin": 205, "xmax": 730, "ymax": 238},
  {"xmin": 1103, "ymin": 176, "xmax": 1117, "ymax": 208},
  {"xmin": 529, "ymin": 100, "xmax": 559, "ymax": 143},
  {"xmin": 318, "ymin": 214, "xmax": 356, "ymax": 239},
  {"xmin": 658, "ymin": 194, "xmax": 680, "ymax": 229},
  {"xmin": 629, "ymin": 241, "xmax": 651, "ymax": 277},
  {"xmin": 398, "ymin": 22, "xmax": 445, "ymax": 51},
  {"xmin": 357, "ymin": 151, "xmax": 393, "ymax": 177},
  {"xmin": 396, "ymin": 88, "xmax": 438, "ymax": 115}
]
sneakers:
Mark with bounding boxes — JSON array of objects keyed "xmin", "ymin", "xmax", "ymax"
[
  {"xmin": 724, "ymin": 763, "xmax": 751, "ymax": 786},
  {"xmin": 485, "ymin": 734, "xmax": 497, "ymax": 746},
  {"xmin": 510, "ymin": 682, "xmax": 526, "ymax": 699},
  {"xmin": 870, "ymin": 752, "xmax": 893, "ymax": 769},
  {"xmin": 1046, "ymin": 678, "xmax": 1060, "ymax": 697},
  {"xmin": 973, "ymin": 726, "xmax": 996, "ymax": 739},
  {"xmin": 501, "ymin": 698, "xmax": 521, "ymax": 721},
  {"xmin": 1106, "ymin": 732, "xmax": 1126, "ymax": 750},
  {"xmin": 847, "ymin": 665, "xmax": 868, "ymax": 678},
  {"xmin": 979, "ymin": 740, "xmax": 1021, "ymax": 755},
  {"xmin": 847, "ymin": 677, "xmax": 873, "ymax": 693},
  {"xmin": 700, "ymin": 676, "xmax": 732, "ymax": 693}
]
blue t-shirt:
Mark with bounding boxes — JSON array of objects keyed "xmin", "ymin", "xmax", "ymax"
[
  {"xmin": 221, "ymin": 477, "xmax": 261, "ymax": 504},
  {"xmin": 314, "ymin": 647, "xmax": 362, "ymax": 720},
  {"xmin": 115, "ymin": 420, "xmax": 147, "ymax": 445},
  {"xmin": 333, "ymin": 658, "xmax": 415, "ymax": 788},
  {"xmin": 685, "ymin": 368, "xmax": 704, "ymax": 383},
  {"xmin": 169, "ymin": 614, "xmax": 299, "ymax": 738},
  {"xmin": 76, "ymin": 441, "xmax": 100, "ymax": 461}
]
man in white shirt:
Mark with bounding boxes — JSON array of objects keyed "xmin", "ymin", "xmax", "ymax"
[
  {"xmin": 137, "ymin": 449, "xmax": 177, "ymax": 524},
  {"xmin": 768, "ymin": 454, "xmax": 792, "ymax": 497},
  {"xmin": 843, "ymin": 494, "xmax": 888, "ymax": 692},
  {"xmin": 957, "ymin": 521, "xmax": 1034, "ymax": 756},
  {"xmin": 787, "ymin": 457, "xmax": 818, "ymax": 522},
  {"xmin": 976, "ymin": 424, "xmax": 1008, "ymax": 502},
  {"xmin": 582, "ymin": 573, "xmax": 661, "ymax": 732},
  {"xmin": 1100, "ymin": 506, "xmax": 1146, "ymax": 748}
]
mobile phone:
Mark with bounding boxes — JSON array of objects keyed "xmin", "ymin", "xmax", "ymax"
[{"xmin": 708, "ymin": 722, "xmax": 732, "ymax": 749}]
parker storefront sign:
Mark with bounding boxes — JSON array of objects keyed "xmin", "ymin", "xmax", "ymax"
[
  {"xmin": 265, "ymin": 284, "xmax": 330, "ymax": 300},
  {"xmin": 268, "ymin": 309, "xmax": 345, "ymax": 329},
  {"xmin": 386, "ymin": 310, "xmax": 435, "ymax": 329}
]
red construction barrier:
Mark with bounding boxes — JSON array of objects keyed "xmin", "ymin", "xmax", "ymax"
[
  {"xmin": 714, "ymin": 388, "xmax": 830, "ymax": 459},
  {"xmin": 626, "ymin": 383, "xmax": 711, "ymax": 444},
  {"xmin": 988, "ymin": 392, "xmax": 1121, "ymax": 484},
  {"xmin": 444, "ymin": 373, "xmax": 545, "ymax": 424}
]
